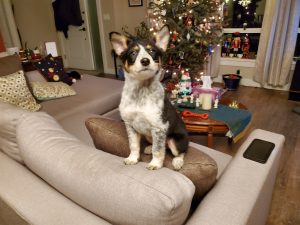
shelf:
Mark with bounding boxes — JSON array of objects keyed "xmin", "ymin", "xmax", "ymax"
[
  {"xmin": 220, "ymin": 57, "xmax": 256, "ymax": 68},
  {"xmin": 223, "ymin": 28, "xmax": 262, "ymax": 34}
]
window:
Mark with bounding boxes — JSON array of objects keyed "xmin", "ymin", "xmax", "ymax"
[{"xmin": 221, "ymin": 0, "xmax": 266, "ymax": 60}]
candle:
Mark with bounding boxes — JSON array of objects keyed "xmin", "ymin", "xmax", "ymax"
[{"xmin": 202, "ymin": 94, "xmax": 212, "ymax": 110}]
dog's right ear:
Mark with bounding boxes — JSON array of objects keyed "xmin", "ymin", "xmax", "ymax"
[{"xmin": 109, "ymin": 32, "xmax": 128, "ymax": 56}]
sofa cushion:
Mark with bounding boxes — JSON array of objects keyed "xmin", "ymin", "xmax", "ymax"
[
  {"xmin": 25, "ymin": 70, "xmax": 48, "ymax": 83},
  {"xmin": 40, "ymin": 75, "xmax": 123, "ymax": 120},
  {"xmin": 0, "ymin": 151, "xmax": 110, "ymax": 225},
  {"xmin": 33, "ymin": 54, "xmax": 73, "ymax": 85},
  {"xmin": 30, "ymin": 81, "xmax": 76, "ymax": 101},
  {"xmin": 0, "ymin": 70, "xmax": 41, "ymax": 111},
  {"xmin": 0, "ymin": 102, "xmax": 30, "ymax": 163},
  {"xmin": 85, "ymin": 117, "xmax": 218, "ymax": 201},
  {"xmin": 17, "ymin": 112, "xmax": 195, "ymax": 225},
  {"xmin": 0, "ymin": 54, "xmax": 22, "ymax": 77}
]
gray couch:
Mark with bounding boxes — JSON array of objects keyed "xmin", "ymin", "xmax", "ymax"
[{"xmin": 0, "ymin": 71, "xmax": 285, "ymax": 225}]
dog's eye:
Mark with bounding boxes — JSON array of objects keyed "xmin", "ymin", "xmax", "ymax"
[{"xmin": 129, "ymin": 51, "xmax": 137, "ymax": 57}]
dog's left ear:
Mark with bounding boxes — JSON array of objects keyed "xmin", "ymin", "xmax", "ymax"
[
  {"xmin": 109, "ymin": 32, "xmax": 128, "ymax": 56},
  {"xmin": 155, "ymin": 26, "xmax": 170, "ymax": 52}
]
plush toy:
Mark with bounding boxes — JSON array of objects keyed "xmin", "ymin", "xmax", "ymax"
[{"xmin": 67, "ymin": 70, "xmax": 82, "ymax": 83}]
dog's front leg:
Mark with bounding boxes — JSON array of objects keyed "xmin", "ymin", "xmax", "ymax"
[
  {"xmin": 147, "ymin": 129, "xmax": 166, "ymax": 170},
  {"xmin": 124, "ymin": 124, "xmax": 141, "ymax": 165}
]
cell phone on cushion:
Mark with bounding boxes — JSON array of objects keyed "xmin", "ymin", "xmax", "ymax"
[{"xmin": 243, "ymin": 139, "xmax": 275, "ymax": 164}]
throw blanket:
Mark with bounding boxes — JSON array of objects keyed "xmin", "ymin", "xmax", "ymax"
[{"xmin": 176, "ymin": 104, "xmax": 252, "ymax": 142}]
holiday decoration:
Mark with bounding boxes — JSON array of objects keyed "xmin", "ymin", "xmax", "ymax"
[
  {"xmin": 242, "ymin": 34, "xmax": 250, "ymax": 58},
  {"xmin": 201, "ymin": 75, "xmax": 213, "ymax": 89},
  {"xmin": 178, "ymin": 70, "xmax": 192, "ymax": 95},
  {"xmin": 238, "ymin": 0, "xmax": 252, "ymax": 7},
  {"xmin": 148, "ymin": 0, "xmax": 223, "ymax": 79},
  {"xmin": 231, "ymin": 32, "xmax": 241, "ymax": 57}
]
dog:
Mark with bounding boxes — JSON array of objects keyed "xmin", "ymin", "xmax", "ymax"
[{"xmin": 109, "ymin": 26, "xmax": 189, "ymax": 170}]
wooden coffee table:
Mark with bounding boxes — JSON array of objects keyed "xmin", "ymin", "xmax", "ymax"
[{"xmin": 181, "ymin": 99, "xmax": 247, "ymax": 148}]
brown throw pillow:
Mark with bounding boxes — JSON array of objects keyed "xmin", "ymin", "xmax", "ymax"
[
  {"xmin": 85, "ymin": 117, "xmax": 218, "ymax": 202},
  {"xmin": 0, "ymin": 54, "xmax": 23, "ymax": 77}
]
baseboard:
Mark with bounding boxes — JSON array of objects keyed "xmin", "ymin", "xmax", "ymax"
[{"xmin": 213, "ymin": 76, "xmax": 291, "ymax": 91}]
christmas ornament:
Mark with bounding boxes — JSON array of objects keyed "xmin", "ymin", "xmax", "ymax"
[
  {"xmin": 179, "ymin": 51, "xmax": 185, "ymax": 59},
  {"xmin": 208, "ymin": 44, "xmax": 213, "ymax": 55},
  {"xmin": 186, "ymin": 32, "xmax": 191, "ymax": 41},
  {"xmin": 238, "ymin": 0, "xmax": 251, "ymax": 7},
  {"xmin": 179, "ymin": 71, "xmax": 192, "ymax": 95}
]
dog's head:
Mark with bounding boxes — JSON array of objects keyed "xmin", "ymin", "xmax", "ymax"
[{"xmin": 110, "ymin": 26, "xmax": 170, "ymax": 81}]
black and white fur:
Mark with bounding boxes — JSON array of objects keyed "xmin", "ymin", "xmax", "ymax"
[{"xmin": 110, "ymin": 26, "xmax": 189, "ymax": 170}]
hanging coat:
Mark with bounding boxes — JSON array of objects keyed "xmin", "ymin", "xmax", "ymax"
[{"xmin": 52, "ymin": 0, "xmax": 84, "ymax": 38}]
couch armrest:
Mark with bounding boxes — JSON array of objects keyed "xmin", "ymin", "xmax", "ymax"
[{"xmin": 186, "ymin": 129, "xmax": 285, "ymax": 225}]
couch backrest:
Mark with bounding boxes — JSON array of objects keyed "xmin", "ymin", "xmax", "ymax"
[
  {"xmin": 16, "ymin": 111, "xmax": 195, "ymax": 225},
  {"xmin": 0, "ymin": 101, "xmax": 30, "ymax": 163}
]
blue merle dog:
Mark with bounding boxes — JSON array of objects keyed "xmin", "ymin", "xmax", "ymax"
[{"xmin": 109, "ymin": 26, "xmax": 189, "ymax": 170}]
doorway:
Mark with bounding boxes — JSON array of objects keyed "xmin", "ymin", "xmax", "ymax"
[{"xmin": 58, "ymin": 0, "xmax": 103, "ymax": 72}]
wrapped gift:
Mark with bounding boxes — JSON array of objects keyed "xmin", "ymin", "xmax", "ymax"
[{"xmin": 192, "ymin": 85, "xmax": 225, "ymax": 102}]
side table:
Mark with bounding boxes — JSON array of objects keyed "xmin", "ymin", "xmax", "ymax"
[{"xmin": 181, "ymin": 99, "xmax": 248, "ymax": 148}]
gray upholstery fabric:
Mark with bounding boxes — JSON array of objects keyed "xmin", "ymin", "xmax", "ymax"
[
  {"xmin": 0, "ymin": 102, "xmax": 30, "ymax": 163},
  {"xmin": 58, "ymin": 112, "xmax": 104, "ymax": 146},
  {"xmin": 85, "ymin": 117, "xmax": 218, "ymax": 201},
  {"xmin": 186, "ymin": 129, "xmax": 285, "ymax": 225},
  {"xmin": 17, "ymin": 112, "xmax": 195, "ymax": 225},
  {"xmin": 41, "ymin": 75, "xmax": 123, "ymax": 120},
  {"xmin": 24, "ymin": 70, "xmax": 47, "ymax": 83},
  {"xmin": 0, "ymin": 152, "xmax": 110, "ymax": 225}
]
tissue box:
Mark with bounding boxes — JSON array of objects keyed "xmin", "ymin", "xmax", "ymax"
[{"xmin": 192, "ymin": 85, "xmax": 225, "ymax": 102}]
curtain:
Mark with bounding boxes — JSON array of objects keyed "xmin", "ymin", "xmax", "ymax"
[
  {"xmin": 254, "ymin": 0, "xmax": 300, "ymax": 87},
  {"xmin": 210, "ymin": 45, "xmax": 221, "ymax": 78},
  {"xmin": 0, "ymin": 0, "xmax": 21, "ymax": 49}
]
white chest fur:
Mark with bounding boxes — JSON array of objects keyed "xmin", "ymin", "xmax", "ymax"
[{"xmin": 119, "ymin": 77, "xmax": 169, "ymax": 137}]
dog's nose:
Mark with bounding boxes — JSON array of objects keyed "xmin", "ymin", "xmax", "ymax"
[{"xmin": 140, "ymin": 58, "xmax": 150, "ymax": 66}]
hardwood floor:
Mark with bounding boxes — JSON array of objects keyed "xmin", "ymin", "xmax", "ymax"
[{"xmin": 190, "ymin": 85, "xmax": 300, "ymax": 225}]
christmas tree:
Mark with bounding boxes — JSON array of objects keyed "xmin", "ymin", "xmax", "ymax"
[{"xmin": 148, "ymin": 0, "xmax": 223, "ymax": 79}]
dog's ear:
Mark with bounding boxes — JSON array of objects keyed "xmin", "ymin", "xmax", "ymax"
[
  {"xmin": 109, "ymin": 32, "xmax": 128, "ymax": 56},
  {"xmin": 155, "ymin": 26, "xmax": 170, "ymax": 52}
]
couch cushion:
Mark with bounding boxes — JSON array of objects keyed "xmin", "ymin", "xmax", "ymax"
[
  {"xmin": 30, "ymin": 81, "xmax": 76, "ymax": 101},
  {"xmin": 0, "ymin": 54, "xmax": 22, "ymax": 77},
  {"xmin": 40, "ymin": 75, "xmax": 123, "ymax": 120},
  {"xmin": 0, "ymin": 102, "xmax": 30, "ymax": 163},
  {"xmin": 17, "ymin": 112, "xmax": 195, "ymax": 225},
  {"xmin": 0, "ymin": 70, "xmax": 41, "ymax": 111},
  {"xmin": 33, "ymin": 54, "xmax": 73, "ymax": 85},
  {"xmin": 25, "ymin": 70, "xmax": 48, "ymax": 83},
  {"xmin": 0, "ymin": 151, "xmax": 110, "ymax": 225},
  {"xmin": 58, "ymin": 112, "xmax": 104, "ymax": 146},
  {"xmin": 85, "ymin": 117, "xmax": 218, "ymax": 201}
]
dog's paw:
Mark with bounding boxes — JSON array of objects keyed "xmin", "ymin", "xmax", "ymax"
[
  {"xmin": 124, "ymin": 156, "xmax": 139, "ymax": 165},
  {"xmin": 147, "ymin": 160, "xmax": 163, "ymax": 170},
  {"xmin": 172, "ymin": 157, "xmax": 184, "ymax": 170},
  {"xmin": 144, "ymin": 145, "xmax": 152, "ymax": 155}
]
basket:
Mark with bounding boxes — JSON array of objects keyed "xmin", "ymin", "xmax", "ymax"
[{"xmin": 223, "ymin": 74, "xmax": 242, "ymax": 91}]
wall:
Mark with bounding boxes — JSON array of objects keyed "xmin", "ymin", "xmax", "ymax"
[
  {"xmin": 213, "ymin": 58, "xmax": 293, "ymax": 91},
  {"xmin": 0, "ymin": 32, "xmax": 5, "ymax": 52},
  {"xmin": 97, "ymin": 0, "xmax": 148, "ymax": 74},
  {"xmin": 11, "ymin": 0, "xmax": 60, "ymax": 53}
]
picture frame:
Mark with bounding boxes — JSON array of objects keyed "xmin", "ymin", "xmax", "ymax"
[{"xmin": 128, "ymin": 0, "xmax": 143, "ymax": 7}]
